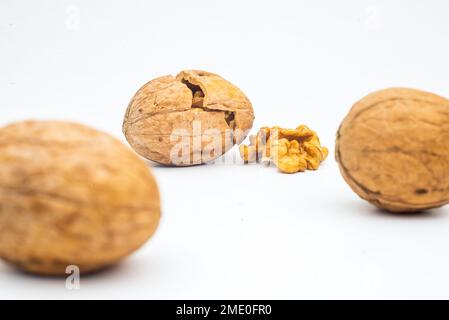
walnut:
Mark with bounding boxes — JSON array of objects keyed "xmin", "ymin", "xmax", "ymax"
[
  {"xmin": 239, "ymin": 125, "xmax": 328, "ymax": 173},
  {"xmin": 336, "ymin": 88, "xmax": 449, "ymax": 212},
  {"xmin": 123, "ymin": 70, "xmax": 254, "ymax": 166},
  {"xmin": 271, "ymin": 139, "xmax": 308, "ymax": 173},
  {"xmin": 0, "ymin": 121, "xmax": 161, "ymax": 275},
  {"xmin": 239, "ymin": 127, "xmax": 271, "ymax": 163}
]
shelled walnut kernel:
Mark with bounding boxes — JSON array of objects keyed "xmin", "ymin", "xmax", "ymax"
[{"xmin": 239, "ymin": 125, "xmax": 328, "ymax": 173}]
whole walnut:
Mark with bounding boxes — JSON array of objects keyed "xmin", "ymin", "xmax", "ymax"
[
  {"xmin": 123, "ymin": 70, "xmax": 254, "ymax": 165},
  {"xmin": 0, "ymin": 121, "xmax": 161, "ymax": 275},
  {"xmin": 336, "ymin": 88, "xmax": 449, "ymax": 212}
]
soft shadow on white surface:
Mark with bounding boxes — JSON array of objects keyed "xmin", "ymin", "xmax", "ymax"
[{"xmin": 338, "ymin": 198, "xmax": 448, "ymax": 220}]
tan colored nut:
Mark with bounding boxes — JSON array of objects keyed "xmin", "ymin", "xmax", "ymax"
[
  {"xmin": 240, "ymin": 124, "xmax": 328, "ymax": 173},
  {"xmin": 123, "ymin": 70, "xmax": 254, "ymax": 166},
  {"xmin": 272, "ymin": 139, "xmax": 307, "ymax": 173},
  {"xmin": 0, "ymin": 121, "xmax": 161, "ymax": 275},
  {"xmin": 336, "ymin": 88, "xmax": 449, "ymax": 212},
  {"xmin": 276, "ymin": 125, "xmax": 315, "ymax": 141},
  {"xmin": 302, "ymin": 133, "xmax": 329, "ymax": 170},
  {"xmin": 238, "ymin": 129, "xmax": 269, "ymax": 163},
  {"xmin": 239, "ymin": 143, "xmax": 258, "ymax": 163}
]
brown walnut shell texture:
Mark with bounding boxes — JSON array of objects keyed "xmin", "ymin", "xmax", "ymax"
[
  {"xmin": 123, "ymin": 70, "xmax": 254, "ymax": 165},
  {"xmin": 0, "ymin": 121, "xmax": 161, "ymax": 275},
  {"xmin": 336, "ymin": 88, "xmax": 449, "ymax": 212}
]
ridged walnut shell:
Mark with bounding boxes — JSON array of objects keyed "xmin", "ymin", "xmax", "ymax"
[
  {"xmin": 0, "ymin": 121, "xmax": 161, "ymax": 275},
  {"xmin": 123, "ymin": 70, "xmax": 254, "ymax": 165},
  {"xmin": 336, "ymin": 88, "xmax": 449, "ymax": 212}
]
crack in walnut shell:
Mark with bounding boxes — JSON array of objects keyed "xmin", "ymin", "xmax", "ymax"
[
  {"xmin": 0, "ymin": 121, "xmax": 161, "ymax": 275},
  {"xmin": 239, "ymin": 125, "xmax": 328, "ymax": 173},
  {"xmin": 335, "ymin": 88, "xmax": 449, "ymax": 213},
  {"xmin": 123, "ymin": 70, "xmax": 254, "ymax": 166}
]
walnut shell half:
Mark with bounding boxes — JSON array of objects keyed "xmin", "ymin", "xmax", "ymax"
[
  {"xmin": 123, "ymin": 70, "xmax": 254, "ymax": 166},
  {"xmin": 0, "ymin": 121, "xmax": 161, "ymax": 275},
  {"xmin": 336, "ymin": 88, "xmax": 449, "ymax": 212}
]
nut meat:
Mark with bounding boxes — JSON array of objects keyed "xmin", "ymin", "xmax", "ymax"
[
  {"xmin": 240, "ymin": 125, "xmax": 328, "ymax": 173},
  {"xmin": 336, "ymin": 88, "xmax": 449, "ymax": 212},
  {"xmin": 0, "ymin": 121, "xmax": 161, "ymax": 275},
  {"xmin": 123, "ymin": 70, "xmax": 254, "ymax": 165}
]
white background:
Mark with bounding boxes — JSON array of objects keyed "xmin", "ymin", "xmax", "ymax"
[{"xmin": 1, "ymin": 0, "xmax": 449, "ymax": 299}]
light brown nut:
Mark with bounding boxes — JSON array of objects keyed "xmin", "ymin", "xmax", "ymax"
[
  {"xmin": 239, "ymin": 144, "xmax": 258, "ymax": 163},
  {"xmin": 123, "ymin": 70, "xmax": 254, "ymax": 166},
  {"xmin": 277, "ymin": 125, "xmax": 314, "ymax": 141},
  {"xmin": 276, "ymin": 155, "xmax": 308, "ymax": 174},
  {"xmin": 336, "ymin": 88, "xmax": 449, "ymax": 212},
  {"xmin": 0, "ymin": 121, "xmax": 161, "ymax": 275},
  {"xmin": 240, "ymin": 125, "xmax": 328, "ymax": 173},
  {"xmin": 271, "ymin": 139, "xmax": 308, "ymax": 173}
]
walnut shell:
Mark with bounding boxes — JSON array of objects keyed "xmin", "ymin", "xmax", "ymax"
[
  {"xmin": 123, "ymin": 70, "xmax": 254, "ymax": 165},
  {"xmin": 0, "ymin": 121, "xmax": 160, "ymax": 275},
  {"xmin": 336, "ymin": 88, "xmax": 449, "ymax": 212}
]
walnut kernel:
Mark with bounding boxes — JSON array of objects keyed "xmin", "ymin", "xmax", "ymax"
[{"xmin": 239, "ymin": 125, "xmax": 328, "ymax": 173}]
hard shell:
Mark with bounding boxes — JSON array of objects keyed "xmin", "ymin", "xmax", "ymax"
[
  {"xmin": 123, "ymin": 70, "xmax": 254, "ymax": 165},
  {"xmin": 336, "ymin": 88, "xmax": 449, "ymax": 212},
  {"xmin": 0, "ymin": 121, "xmax": 161, "ymax": 275}
]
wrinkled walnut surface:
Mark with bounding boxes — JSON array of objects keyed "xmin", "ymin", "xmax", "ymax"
[
  {"xmin": 240, "ymin": 125, "xmax": 328, "ymax": 173},
  {"xmin": 123, "ymin": 70, "xmax": 254, "ymax": 165},
  {"xmin": 0, "ymin": 121, "xmax": 161, "ymax": 275},
  {"xmin": 336, "ymin": 88, "xmax": 449, "ymax": 212}
]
